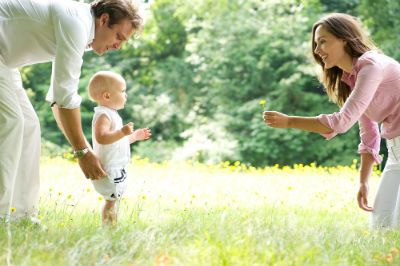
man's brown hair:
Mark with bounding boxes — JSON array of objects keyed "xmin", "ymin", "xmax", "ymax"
[{"xmin": 91, "ymin": 0, "xmax": 143, "ymax": 33}]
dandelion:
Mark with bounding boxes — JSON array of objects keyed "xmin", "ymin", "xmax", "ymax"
[
  {"xmin": 192, "ymin": 194, "xmax": 196, "ymax": 198},
  {"xmin": 222, "ymin": 205, "xmax": 227, "ymax": 210},
  {"xmin": 98, "ymin": 196, "xmax": 103, "ymax": 200},
  {"xmin": 10, "ymin": 207, "xmax": 16, "ymax": 212},
  {"xmin": 288, "ymin": 186, "xmax": 292, "ymax": 190},
  {"xmin": 353, "ymin": 159, "xmax": 358, "ymax": 164},
  {"xmin": 49, "ymin": 188, "xmax": 53, "ymax": 192},
  {"xmin": 58, "ymin": 192, "xmax": 62, "ymax": 196},
  {"xmin": 67, "ymin": 195, "xmax": 72, "ymax": 199},
  {"xmin": 363, "ymin": 231, "xmax": 370, "ymax": 237},
  {"xmin": 259, "ymin": 100, "xmax": 266, "ymax": 111},
  {"xmin": 86, "ymin": 188, "xmax": 91, "ymax": 192},
  {"xmin": 37, "ymin": 215, "xmax": 42, "ymax": 220},
  {"xmin": 142, "ymin": 195, "xmax": 146, "ymax": 200}
]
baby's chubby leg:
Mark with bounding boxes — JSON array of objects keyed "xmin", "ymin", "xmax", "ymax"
[{"xmin": 102, "ymin": 199, "xmax": 117, "ymax": 225}]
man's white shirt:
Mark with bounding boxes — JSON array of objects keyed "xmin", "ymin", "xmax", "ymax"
[{"xmin": 0, "ymin": 0, "xmax": 95, "ymax": 108}]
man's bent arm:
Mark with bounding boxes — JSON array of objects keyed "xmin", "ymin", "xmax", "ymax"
[{"xmin": 52, "ymin": 106, "xmax": 106, "ymax": 179}]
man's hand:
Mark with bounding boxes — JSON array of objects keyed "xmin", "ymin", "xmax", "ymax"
[
  {"xmin": 263, "ymin": 111, "xmax": 290, "ymax": 128},
  {"xmin": 121, "ymin": 122, "xmax": 134, "ymax": 136},
  {"xmin": 357, "ymin": 182, "xmax": 374, "ymax": 212},
  {"xmin": 78, "ymin": 149, "xmax": 107, "ymax": 180}
]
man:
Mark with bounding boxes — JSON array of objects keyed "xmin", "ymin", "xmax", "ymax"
[{"xmin": 0, "ymin": 0, "xmax": 143, "ymax": 221}]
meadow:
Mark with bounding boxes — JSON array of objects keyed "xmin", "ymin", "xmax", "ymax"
[{"xmin": 1, "ymin": 155, "xmax": 399, "ymax": 266}]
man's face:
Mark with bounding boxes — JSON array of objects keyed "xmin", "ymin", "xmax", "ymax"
[{"xmin": 91, "ymin": 14, "xmax": 134, "ymax": 56}]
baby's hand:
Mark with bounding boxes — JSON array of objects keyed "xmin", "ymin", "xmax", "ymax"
[
  {"xmin": 133, "ymin": 128, "xmax": 152, "ymax": 141},
  {"xmin": 121, "ymin": 122, "xmax": 134, "ymax": 136}
]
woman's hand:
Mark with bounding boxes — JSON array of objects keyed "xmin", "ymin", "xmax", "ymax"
[
  {"xmin": 357, "ymin": 182, "xmax": 374, "ymax": 212},
  {"xmin": 263, "ymin": 111, "xmax": 290, "ymax": 128}
]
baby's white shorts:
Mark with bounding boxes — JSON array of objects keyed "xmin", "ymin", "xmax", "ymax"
[{"xmin": 91, "ymin": 168, "xmax": 127, "ymax": 201}]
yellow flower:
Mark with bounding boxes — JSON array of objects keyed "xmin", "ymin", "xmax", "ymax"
[
  {"xmin": 67, "ymin": 195, "xmax": 72, "ymax": 199},
  {"xmin": 288, "ymin": 186, "xmax": 292, "ymax": 190},
  {"xmin": 37, "ymin": 215, "xmax": 42, "ymax": 220},
  {"xmin": 155, "ymin": 254, "xmax": 172, "ymax": 265},
  {"xmin": 260, "ymin": 100, "xmax": 267, "ymax": 111},
  {"xmin": 391, "ymin": 247, "xmax": 399, "ymax": 255},
  {"xmin": 363, "ymin": 231, "xmax": 370, "ymax": 237},
  {"xmin": 353, "ymin": 159, "xmax": 358, "ymax": 164},
  {"xmin": 387, "ymin": 254, "xmax": 394, "ymax": 264},
  {"xmin": 98, "ymin": 196, "xmax": 103, "ymax": 200},
  {"xmin": 59, "ymin": 222, "xmax": 65, "ymax": 227},
  {"xmin": 58, "ymin": 192, "xmax": 62, "ymax": 196},
  {"xmin": 192, "ymin": 194, "xmax": 196, "ymax": 198},
  {"xmin": 222, "ymin": 205, "xmax": 227, "ymax": 210},
  {"xmin": 86, "ymin": 188, "xmax": 91, "ymax": 192},
  {"xmin": 10, "ymin": 207, "xmax": 16, "ymax": 212},
  {"xmin": 49, "ymin": 188, "xmax": 53, "ymax": 191},
  {"xmin": 142, "ymin": 195, "xmax": 146, "ymax": 200}
]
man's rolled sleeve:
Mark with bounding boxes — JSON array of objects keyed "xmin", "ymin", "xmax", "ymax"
[
  {"xmin": 46, "ymin": 13, "xmax": 87, "ymax": 109},
  {"xmin": 358, "ymin": 114, "xmax": 382, "ymax": 164}
]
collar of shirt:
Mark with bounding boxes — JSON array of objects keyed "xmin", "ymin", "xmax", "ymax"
[
  {"xmin": 85, "ymin": 10, "xmax": 95, "ymax": 51},
  {"xmin": 341, "ymin": 57, "xmax": 358, "ymax": 86}
]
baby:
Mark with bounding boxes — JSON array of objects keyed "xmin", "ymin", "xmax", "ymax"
[{"xmin": 88, "ymin": 71, "xmax": 151, "ymax": 225}]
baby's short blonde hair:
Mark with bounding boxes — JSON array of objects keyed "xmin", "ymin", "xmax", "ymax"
[{"xmin": 88, "ymin": 71, "xmax": 125, "ymax": 102}]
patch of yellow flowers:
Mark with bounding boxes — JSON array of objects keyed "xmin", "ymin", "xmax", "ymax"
[{"xmin": 41, "ymin": 154, "xmax": 382, "ymax": 178}]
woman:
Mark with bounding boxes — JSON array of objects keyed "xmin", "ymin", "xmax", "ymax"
[{"xmin": 264, "ymin": 13, "xmax": 400, "ymax": 228}]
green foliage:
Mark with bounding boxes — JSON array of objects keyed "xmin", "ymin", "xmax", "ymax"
[
  {"xmin": 357, "ymin": 0, "xmax": 400, "ymax": 61},
  {"xmin": 20, "ymin": 0, "xmax": 395, "ymax": 167}
]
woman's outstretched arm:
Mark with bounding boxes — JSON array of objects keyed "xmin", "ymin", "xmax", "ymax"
[{"xmin": 263, "ymin": 111, "xmax": 333, "ymax": 134}]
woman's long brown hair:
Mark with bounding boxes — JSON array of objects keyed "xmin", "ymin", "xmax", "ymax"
[{"xmin": 311, "ymin": 13, "xmax": 377, "ymax": 107}]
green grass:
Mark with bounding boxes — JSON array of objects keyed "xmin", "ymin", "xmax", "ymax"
[{"xmin": 1, "ymin": 157, "xmax": 399, "ymax": 266}]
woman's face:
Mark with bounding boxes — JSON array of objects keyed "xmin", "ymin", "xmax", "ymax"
[{"xmin": 313, "ymin": 25, "xmax": 348, "ymax": 69}]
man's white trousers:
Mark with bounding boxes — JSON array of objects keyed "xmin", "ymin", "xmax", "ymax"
[{"xmin": 0, "ymin": 62, "xmax": 40, "ymax": 220}]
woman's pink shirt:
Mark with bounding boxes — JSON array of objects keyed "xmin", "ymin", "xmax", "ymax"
[{"xmin": 317, "ymin": 51, "xmax": 400, "ymax": 164}]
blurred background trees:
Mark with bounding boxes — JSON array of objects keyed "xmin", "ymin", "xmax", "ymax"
[{"xmin": 23, "ymin": 0, "xmax": 399, "ymax": 166}]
